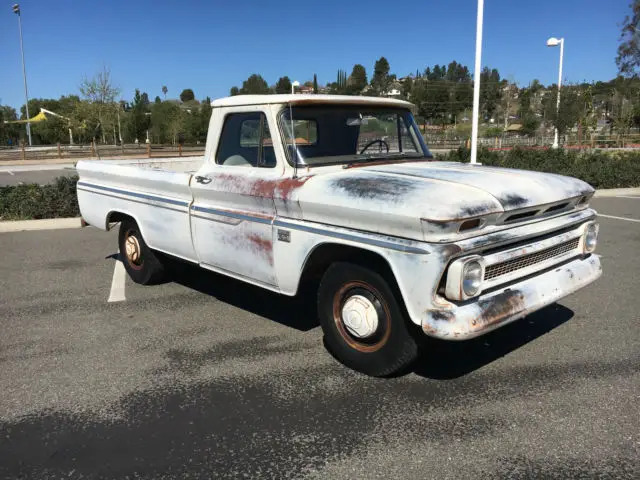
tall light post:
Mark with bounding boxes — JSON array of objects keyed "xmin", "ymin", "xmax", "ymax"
[
  {"xmin": 12, "ymin": 4, "xmax": 32, "ymax": 147},
  {"xmin": 291, "ymin": 80, "xmax": 300, "ymax": 95},
  {"xmin": 547, "ymin": 37, "xmax": 564, "ymax": 149},
  {"xmin": 470, "ymin": 0, "xmax": 484, "ymax": 165}
]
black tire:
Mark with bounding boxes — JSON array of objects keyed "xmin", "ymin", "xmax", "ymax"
[
  {"xmin": 318, "ymin": 262, "xmax": 420, "ymax": 377},
  {"xmin": 118, "ymin": 219, "xmax": 165, "ymax": 285}
]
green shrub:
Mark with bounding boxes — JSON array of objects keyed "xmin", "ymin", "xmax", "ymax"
[
  {"xmin": 483, "ymin": 126, "xmax": 504, "ymax": 137},
  {"xmin": 0, "ymin": 175, "xmax": 80, "ymax": 221},
  {"xmin": 438, "ymin": 147, "xmax": 640, "ymax": 189}
]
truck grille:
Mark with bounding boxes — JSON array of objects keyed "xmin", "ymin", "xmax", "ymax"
[{"xmin": 484, "ymin": 237, "xmax": 580, "ymax": 281}]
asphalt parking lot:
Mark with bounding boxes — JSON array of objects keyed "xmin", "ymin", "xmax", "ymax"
[
  {"xmin": 0, "ymin": 167, "xmax": 76, "ymax": 187},
  {"xmin": 0, "ymin": 197, "xmax": 638, "ymax": 479}
]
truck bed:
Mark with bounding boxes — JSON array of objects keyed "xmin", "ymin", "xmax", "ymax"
[{"xmin": 76, "ymin": 156, "xmax": 201, "ymax": 262}]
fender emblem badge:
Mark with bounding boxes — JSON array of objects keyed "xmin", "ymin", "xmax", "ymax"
[{"xmin": 277, "ymin": 229, "xmax": 291, "ymax": 243}]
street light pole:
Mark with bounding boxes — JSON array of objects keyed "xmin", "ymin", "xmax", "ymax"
[
  {"xmin": 292, "ymin": 80, "xmax": 300, "ymax": 95},
  {"xmin": 13, "ymin": 4, "xmax": 32, "ymax": 147},
  {"xmin": 547, "ymin": 37, "xmax": 564, "ymax": 149},
  {"xmin": 470, "ymin": 0, "xmax": 484, "ymax": 165}
]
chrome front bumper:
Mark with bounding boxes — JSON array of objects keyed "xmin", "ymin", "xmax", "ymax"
[{"xmin": 423, "ymin": 254, "xmax": 602, "ymax": 340}]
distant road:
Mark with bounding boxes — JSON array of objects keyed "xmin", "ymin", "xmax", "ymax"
[{"xmin": 0, "ymin": 165, "xmax": 76, "ymax": 186}]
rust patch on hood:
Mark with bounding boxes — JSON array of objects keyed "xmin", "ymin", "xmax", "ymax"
[
  {"xmin": 498, "ymin": 193, "xmax": 530, "ymax": 209},
  {"xmin": 331, "ymin": 176, "xmax": 418, "ymax": 202}
]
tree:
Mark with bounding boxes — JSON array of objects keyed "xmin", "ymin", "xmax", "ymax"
[
  {"xmin": 0, "ymin": 105, "xmax": 20, "ymax": 145},
  {"xmin": 371, "ymin": 57, "xmax": 391, "ymax": 95},
  {"xmin": 239, "ymin": 74, "xmax": 270, "ymax": 94},
  {"xmin": 329, "ymin": 69, "xmax": 348, "ymax": 94},
  {"xmin": 128, "ymin": 89, "xmax": 150, "ymax": 143},
  {"xmin": 141, "ymin": 92, "xmax": 150, "ymax": 105},
  {"xmin": 162, "ymin": 85, "xmax": 168, "ymax": 99},
  {"xmin": 79, "ymin": 66, "xmax": 121, "ymax": 144},
  {"xmin": 542, "ymin": 85, "xmax": 582, "ymax": 136},
  {"xmin": 313, "ymin": 74, "xmax": 318, "ymax": 94},
  {"xmin": 230, "ymin": 86, "xmax": 240, "ymax": 96},
  {"xmin": 155, "ymin": 96, "xmax": 162, "ymax": 104},
  {"xmin": 617, "ymin": 1, "xmax": 640, "ymax": 75},
  {"xmin": 480, "ymin": 67, "xmax": 502, "ymax": 121},
  {"xmin": 275, "ymin": 76, "xmax": 292, "ymax": 94},
  {"xmin": 347, "ymin": 64, "xmax": 367, "ymax": 94},
  {"xmin": 180, "ymin": 89, "xmax": 195, "ymax": 102},
  {"xmin": 401, "ymin": 76, "xmax": 414, "ymax": 99}
]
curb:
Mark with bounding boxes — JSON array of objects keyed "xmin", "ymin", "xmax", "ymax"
[
  {"xmin": 593, "ymin": 187, "xmax": 640, "ymax": 198},
  {"xmin": 0, "ymin": 217, "xmax": 82, "ymax": 233}
]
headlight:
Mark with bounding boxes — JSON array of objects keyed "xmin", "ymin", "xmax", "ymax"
[
  {"xmin": 462, "ymin": 261, "xmax": 483, "ymax": 297},
  {"xmin": 445, "ymin": 256, "xmax": 485, "ymax": 300},
  {"xmin": 583, "ymin": 222, "xmax": 599, "ymax": 253}
]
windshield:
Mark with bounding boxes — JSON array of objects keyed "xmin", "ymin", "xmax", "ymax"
[{"xmin": 279, "ymin": 105, "xmax": 433, "ymax": 166}]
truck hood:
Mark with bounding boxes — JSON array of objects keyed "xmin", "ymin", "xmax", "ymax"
[{"xmin": 293, "ymin": 161, "xmax": 594, "ymax": 241}]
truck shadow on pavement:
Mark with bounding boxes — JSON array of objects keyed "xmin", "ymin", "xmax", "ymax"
[
  {"xmin": 164, "ymin": 257, "xmax": 320, "ymax": 332},
  {"xmin": 162, "ymin": 256, "xmax": 575, "ymax": 380},
  {"xmin": 412, "ymin": 304, "xmax": 574, "ymax": 380}
]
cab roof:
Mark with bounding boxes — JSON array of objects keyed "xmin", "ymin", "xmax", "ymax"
[{"xmin": 210, "ymin": 94, "xmax": 414, "ymax": 109}]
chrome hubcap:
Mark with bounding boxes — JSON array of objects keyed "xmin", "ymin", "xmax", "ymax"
[
  {"xmin": 341, "ymin": 295, "xmax": 379, "ymax": 338},
  {"xmin": 125, "ymin": 235, "xmax": 141, "ymax": 264}
]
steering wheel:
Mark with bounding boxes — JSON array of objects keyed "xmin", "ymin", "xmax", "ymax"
[{"xmin": 359, "ymin": 139, "xmax": 389, "ymax": 155}]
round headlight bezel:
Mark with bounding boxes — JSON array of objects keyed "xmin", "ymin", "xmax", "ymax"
[
  {"xmin": 583, "ymin": 222, "xmax": 599, "ymax": 253},
  {"xmin": 462, "ymin": 260, "xmax": 484, "ymax": 297},
  {"xmin": 445, "ymin": 256, "xmax": 485, "ymax": 300}
]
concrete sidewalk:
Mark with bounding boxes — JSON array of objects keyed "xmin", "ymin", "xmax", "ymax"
[
  {"xmin": 0, "ymin": 218, "xmax": 82, "ymax": 233},
  {"xmin": 594, "ymin": 187, "xmax": 640, "ymax": 197}
]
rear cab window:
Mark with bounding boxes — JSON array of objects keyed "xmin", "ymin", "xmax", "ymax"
[{"xmin": 216, "ymin": 112, "xmax": 275, "ymax": 168}]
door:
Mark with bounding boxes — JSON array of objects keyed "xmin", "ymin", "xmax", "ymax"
[{"xmin": 190, "ymin": 110, "xmax": 279, "ymax": 286}]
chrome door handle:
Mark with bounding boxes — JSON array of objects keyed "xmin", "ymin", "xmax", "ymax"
[{"xmin": 195, "ymin": 175, "xmax": 212, "ymax": 184}]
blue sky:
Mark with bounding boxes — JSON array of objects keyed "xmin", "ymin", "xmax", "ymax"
[{"xmin": 0, "ymin": 0, "xmax": 630, "ymax": 110}]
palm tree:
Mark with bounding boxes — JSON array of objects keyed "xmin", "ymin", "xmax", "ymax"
[{"xmin": 162, "ymin": 85, "xmax": 168, "ymax": 100}]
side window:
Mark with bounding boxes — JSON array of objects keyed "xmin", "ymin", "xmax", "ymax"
[{"xmin": 216, "ymin": 112, "xmax": 275, "ymax": 168}]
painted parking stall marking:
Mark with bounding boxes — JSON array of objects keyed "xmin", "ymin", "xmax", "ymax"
[
  {"xmin": 598, "ymin": 214, "xmax": 640, "ymax": 223},
  {"xmin": 108, "ymin": 253, "xmax": 127, "ymax": 302}
]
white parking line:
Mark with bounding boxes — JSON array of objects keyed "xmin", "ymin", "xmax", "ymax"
[
  {"xmin": 599, "ymin": 214, "xmax": 640, "ymax": 223},
  {"xmin": 616, "ymin": 196, "xmax": 640, "ymax": 199},
  {"xmin": 7, "ymin": 171, "xmax": 14, "ymax": 176},
  {"xmin": 108, "ymin": 254, "xmax": 127, "ymax": 302}
]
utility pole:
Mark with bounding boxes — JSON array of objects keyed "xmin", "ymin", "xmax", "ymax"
[
  {"xmin": 470, "ymin": 0, "xmax": 484, "ymax": 165},
  {"xmin": 13, "ymin": 4, "xmax": 32, "ymax": 146}
]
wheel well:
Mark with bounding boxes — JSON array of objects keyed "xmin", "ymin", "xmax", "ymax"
[
  {"xmin": 299, "ymin": 243, "xmax": 400, "ymax": 293},
  {"xmin": 106, "ymin": 211, "xmax": 135, "ymax": 230}
]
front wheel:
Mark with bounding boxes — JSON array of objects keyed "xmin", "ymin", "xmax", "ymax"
[
  {"xmin": 318, "ymin": 262, "xmax": 420, "ymax": 377},
  {"xmin": 118, "ymin": 219, "xmax": 165, "ymax": 285}
]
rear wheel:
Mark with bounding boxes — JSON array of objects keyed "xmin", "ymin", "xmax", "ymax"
[
  {"xmin": 118, "ymin": 219, "xmax": 165, "ymax": 285},
  {"xmin": 318, "ymin": 262, "xmax": 420, "ymax": 377}
]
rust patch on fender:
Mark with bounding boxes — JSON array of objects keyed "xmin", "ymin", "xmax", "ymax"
[
  {"xmin": 246, "ymin": 233, "xmax": 274, "ymax": 265},
  {"xmin": 274, "ymin": 176, "xmax": 313, "ymax": 199},
  {"xmin": 216, "ymin": 173, "xmax": 313, "ymax": 202},
  {"xmin": 473, "ymin": 289, "xmax": 526, "ymax": 329}
]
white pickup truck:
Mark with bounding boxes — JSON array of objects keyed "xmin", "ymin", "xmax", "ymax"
[{"xmin": 77, "ymin": 94, "xmax": 602, "ymax": 376}]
